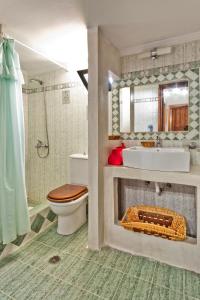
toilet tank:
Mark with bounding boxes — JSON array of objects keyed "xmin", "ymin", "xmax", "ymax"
[{"xmin": 69, "ymin": 154, "xmax": 88, "ymax": 186}]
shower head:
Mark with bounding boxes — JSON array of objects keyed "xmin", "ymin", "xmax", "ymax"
[{"xmin": 29, "ymin": 78, "xmax": 43, "ymax": 85}]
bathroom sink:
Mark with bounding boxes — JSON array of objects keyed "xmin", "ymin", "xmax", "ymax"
[{"xmin": 122, "ymin": 146, "xmax": 190, "ymax": 172}]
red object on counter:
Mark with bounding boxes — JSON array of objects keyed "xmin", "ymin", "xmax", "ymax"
[{"xmin": 108, "ymin": 143, "xmax": 126, "ymax": 165}]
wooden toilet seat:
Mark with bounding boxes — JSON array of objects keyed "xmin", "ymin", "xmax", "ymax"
[{"xmin": 47, "ymin": 184, "xmax": 88, "ymax": 203}]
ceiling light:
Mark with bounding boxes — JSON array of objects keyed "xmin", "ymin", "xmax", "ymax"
[
  {"xmin": 108, "ymin": 76, "xmax": 113, "ymax": 85},
  {"xmin": 138, "ymin": 47, "xmax": 172, "ymax": 60}
]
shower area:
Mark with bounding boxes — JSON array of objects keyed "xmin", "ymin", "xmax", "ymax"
[{"xmin": 20, "ymin": 46, "xmax": 88, "ymax": 213}]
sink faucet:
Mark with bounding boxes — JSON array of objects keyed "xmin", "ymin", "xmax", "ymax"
[{"xmin": 156, "ymin": 135, "xmax": 161, "ymax": 147}]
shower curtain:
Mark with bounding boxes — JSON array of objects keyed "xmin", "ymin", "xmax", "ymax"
[{"xmin": 0, "ymin": 38, "xmax": 30, "ymax": 244}]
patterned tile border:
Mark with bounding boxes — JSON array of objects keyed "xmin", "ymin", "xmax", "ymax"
[
  {"xmin": 112, "ymin": 62, "xmax": 200, "ymax": 140},
  {"xmin": 0, "ymin": 206, "xmax": 57, "ymax": 260},
  {"xmin": 22, "ymin": 81, "xmax": 80, "ymax": 94}
]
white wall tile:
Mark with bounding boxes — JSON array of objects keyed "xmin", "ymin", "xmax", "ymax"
[{"xmin": 24, "ymin": 69, "xmax": 88, "ymax": 204}]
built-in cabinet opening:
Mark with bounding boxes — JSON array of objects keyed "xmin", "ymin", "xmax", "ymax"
[{"xmin": 116, "ymin": 178, "xmax": 197, "ymax": 242}]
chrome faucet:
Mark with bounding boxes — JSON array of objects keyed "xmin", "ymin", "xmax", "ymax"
[
  {"xmin": 188, "ymin": 142, "xmax": 197, "ymax": 150},
  {"xmin": 156, "ymin": 135, "xmax": 161, "ymax": 148}
]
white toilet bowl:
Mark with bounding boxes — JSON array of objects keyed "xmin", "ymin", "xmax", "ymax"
[
  {"xmin": 47, "ymin": 153, "xmax": 88, "ymax": 235},
  {"xmin": 48, "ymin": 193, "xmax": 88, "ymax": 235}
]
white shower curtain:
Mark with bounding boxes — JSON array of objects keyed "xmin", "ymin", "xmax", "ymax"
[{"xmin": 0, "ymin": 38, "xmax": 30, "ymax": 244}]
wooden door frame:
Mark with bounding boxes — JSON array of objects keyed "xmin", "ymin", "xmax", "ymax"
[
  {"xmin": 158, "ymin": 81, "xmax": 188, "ymax": 131},
  {"xmin": 168, "ymin": 104, "xmax": 188, "ymax": 131}
]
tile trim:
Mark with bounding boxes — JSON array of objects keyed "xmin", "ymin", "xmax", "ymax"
[
  {"xmin": 22, "ymin": 81, "xmax": 80, "ymax": 95},
  {"xmin": 112, "ymin": 61, "xmax": 200, "ymax": 140},
  {"xmin": 0, "ymin": 207, "xmax": 57, "ymax": 260}
]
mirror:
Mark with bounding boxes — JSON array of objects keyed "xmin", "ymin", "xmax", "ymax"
[
  {"xmin": 120, "ymin": 87, "xmax": 132, "ymax": 132},
  {"xmin": 120, "ymin": 80, "xmax": 189, "ymax": 133},
  {"xmin": 158, "ymin": 81, "xmax": 188, "ymax": 132}
]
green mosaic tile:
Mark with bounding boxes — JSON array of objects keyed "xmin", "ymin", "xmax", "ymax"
[
  {"xmin": 35, "ymin": 223, "xmax": 87, "ymax": 250},
  {"xmin": 113, "ymin": 274, "xmax": 152, "ymax": 300},
  {"xmin": 57, "ymin": 224, "xmax": 88, "ymax": 251},
  {"xmin": 73, "ymin": 243, "xmax": 97, "ymax": 261},
  {"xmin": 74, "ymin": 243, "xmax": 110, "ymax": 266},
  {"xmin": 0, "ymin": 291, "xmax": 11, "ymax": 300},
  {"xmin": 19, "ymin": 241, "xmax": 62, "ymax": 268},
  {"xmin": 46, "ymin": 280, "xmax": 102, "ymax": 300},
  {"xmin": 126, "ymin": 256, "xmax": 157, "ymax": 282},
  {"xmin": 12, "ymin": 272, "xmax": 57, "ymax": 300},
  {"xmin": 93, "ymin": 246, "xmax": 131, "ymax": 272},
  {"xmin": 61, "ymin": 258, "xmax": 100, "ymax": 288},
  {"xmin": 76, "ymin": 290, "xmax": 101, "ymax": 300},
  {"xmin": 31, "ymin": 214, "xmax": 45, "ymax": 233},
  {"xmin": 12, "ymin": 234, "xmax": 26, "ymax": 246},
  {"xmin": 0, "ymin": 252, "xmax": 23, "ymax": 275},
  {"xmin": 46, "ymin": 210, "xmax": 57, "ymax": 222},
  {"xmin": 0, "ymin": 263, "xmax": 37, "ymax": 295},
  {"xmin": 184, "ymin": 269, "xmax": 200, "ymax": 299},
  {"xmin": 1, "ymin": 222, "xmax": 200, "ymax": 300},
  {"xmin": 29, "ymin": 246, "xmax": 77, "ymax": 277},
  {"xmin": 105, "ymin": 248, "xmax": 131, "ymax": 271},
  {"xmin": 148, "ymin": 285, "xmax": 184, "ymax": 300},
  {"xmin": 45, "ymin": 280, "xmax": 82, "ymax": 300},
  {"xmin": 153, "ymin": 262, "xmax": 185, "ymax": 293},
  {"xmin": 85, "ymin": 265, "xmax": 123, "ymax": 298},
  {"xmin": 185, "ymin": 297, "xmax": 200, "ymax": 300},
  {"xmin": 43, "ymin": 252, "xmax": 77, "ymax": 277},
  {"xmin": 73, "ymin": 242, "xmax": 131, "ymax": 272},
  {"xmin": 0, "ymin": 243, "xmax": 6, "ymax": 255},
  {"xmin": 50, "ymin": 231, "xmax": 77, "ymax": 250},
  {"xmin": 34, "ymin": 224, "xmax": 60, "ymax": 244}
]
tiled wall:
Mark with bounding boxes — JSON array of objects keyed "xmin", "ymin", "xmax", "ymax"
[
  {"xmin": 121, "ymin": 40, "xmax": 200, "ymax": 74},
  {"xmin": 23, "ymin": 92, "xmax": 29, "ymax": 164},
  {"xmin": 0, "ymin": 206, "xmax": 56, "ymax": 259},
  {"xmin": 134, "ymin": 84, "xmax": 158, "ymax": 132},
  {"xmin": 110, "ymin": 40, "xmax": 200, "ymax": 232},
  {"xmin": 119, "ymin": 179, "xmax": 196, "ymax": 237},
  {"xmin": 112, "ymin": 66, "xmax": 199, "ymax": 140},
  {"xmin": 111, "ymin": 39, "xmax": 200, "ymax": 150},
  {"xmin": 24, "ymin": 69, "xmax": 88, "ymax": 205}
]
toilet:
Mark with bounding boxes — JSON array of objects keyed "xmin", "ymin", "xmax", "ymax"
[{"xmin": 47, "ymin": 154, "xmax": 88, "ymax": 235}]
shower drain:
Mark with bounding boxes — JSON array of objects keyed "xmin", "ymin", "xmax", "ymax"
[{"xmin": 48, "ymin": 255, "xmax": 61, "ymax": 264}]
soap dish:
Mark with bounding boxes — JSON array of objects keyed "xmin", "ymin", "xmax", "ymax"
[{"xmin": 141, "ymin": 141, "xmax": 155, "ymax": 148}]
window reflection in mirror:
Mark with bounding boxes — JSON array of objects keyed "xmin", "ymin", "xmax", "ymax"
[
  {"xmin": 120, "ymin": 87, "xmax": 132, "ymax": 132},
  {"xmin": 134, "ymin": 84, "xmax": 158, "ymax": 132}
]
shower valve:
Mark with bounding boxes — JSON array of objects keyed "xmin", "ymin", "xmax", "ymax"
[{"xmin": 35, "ymin": 140, "xmax": 49, "ymax": 149}]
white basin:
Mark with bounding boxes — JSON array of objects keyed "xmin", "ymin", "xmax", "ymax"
[{"xmin": 122, "ymin": 146, "xmax": 190, "ymax": 172}]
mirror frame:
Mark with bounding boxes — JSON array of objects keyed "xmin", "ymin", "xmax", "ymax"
[{"xmin": 112, "ymin": 66, "xmax": 199, "ymax": 140}]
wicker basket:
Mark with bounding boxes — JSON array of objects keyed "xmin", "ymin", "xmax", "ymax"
[{"xmin": 120, "ymin": 205, "xmax": 186, "ymax": 241}]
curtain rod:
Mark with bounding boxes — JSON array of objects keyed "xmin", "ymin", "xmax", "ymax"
[
  {"xmin": 14, "ymin": 38, "xmax": 67, "ymax": 71},
  {"xmin": 0, "ymin": 24, "xmax": 67, "ymax": 71}
]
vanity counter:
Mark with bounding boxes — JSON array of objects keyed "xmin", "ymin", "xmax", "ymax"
[
  {"xmin": 104, "ymin": 164, "xmax": 200, "ymax": 273},
  {"xmin": 104, "ymin": 164, "xmax": 200, "ymax": 187}
]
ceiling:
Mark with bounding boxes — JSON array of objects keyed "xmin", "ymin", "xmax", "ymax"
[
  {"xmin": 1, "ymin": 0, "xmax": 200, "ymax": 72},
  {"xmin": 0, "ymin": 0, "xmax": 87, "ymax": 72},
  {"xmin": 87, "ymin": 0, "xmax": 200, "ymax": 54},
  {"xmin": 15, "ymin": 43, "xmax": 61, "ymax": 75}
]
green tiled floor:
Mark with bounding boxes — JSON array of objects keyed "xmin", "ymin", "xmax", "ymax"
[{"xmin": 0, "ymin": 224, "xmax": 200, "ymax": 300}]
